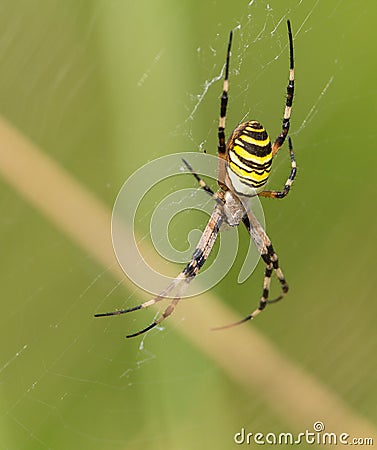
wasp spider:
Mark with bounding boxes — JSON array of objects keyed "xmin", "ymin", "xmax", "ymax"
[{"xmin": 95, "ymin": 20, "xmax": 297, "ymax": 338}]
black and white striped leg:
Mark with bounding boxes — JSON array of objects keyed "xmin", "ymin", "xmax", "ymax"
[
  {"xmin": 218, "ymin": 30, "xmax": 233, "ymax": 156},
  {"xmin": 94, "ymin": 274, "xmax": 185, "ymax": 319},
  {"xmin": 212, "ymin": 221, "xmax": 288, "ymax": 331},
  {"xmin": 262, "ymin": 243, "xmax": 289, "ymax": 304},
  {"xmin": 259, "ymin": 137, "xmax": 297, "ymax": 199},
  {"xmin": 95, "ymin": 260, "xmax": 203, "ymax": 338},
  {"xmin": 182, "ymin": 158, "xmax": 224, "ymax": 205},
  {"xmin": 95, "ymin": 207, "xmax": 224, "ymax": 338},
  {"xmin": 95, "ymin": 271, "xmax": 197, "ymax": 338},
  {"xmin": 272, "ymin": 20, "xmax": 294, "ymax": 156},
  {"xmin": 126, "ymin": 289, "xmax": 185, "ymax": 338}
]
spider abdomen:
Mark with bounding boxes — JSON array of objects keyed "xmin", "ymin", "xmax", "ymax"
[{"xmin": 226, "ymin": 120, "xmax": 273, "ymax": 196}]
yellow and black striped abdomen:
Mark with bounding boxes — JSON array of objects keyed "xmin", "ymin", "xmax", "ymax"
[{"xmin": 226, "ymin": 120, "xmax": 272, "ymax": 196}]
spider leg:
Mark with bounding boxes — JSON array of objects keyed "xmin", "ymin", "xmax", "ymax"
[
  {"xmin": 94, "ymin": 274, "xmax": 185, "ymax": 319},
  {"xmin": 262, "ymin": 242, "xmax": 289, "ymax": 303},
  {"xmin": 126, "ymin": 209, "xmax": 223, "ymax": 338},
  {"xmin": 259, "ymin": 137, "xmax": 297, "ymax": 199},
  {"xmin": 212, "ymin": 212, "xmax": 288, "ymax": 331},
  {"xmin": 218, "ymin": 30, "xmax": 233, "ymax": 156},
  {"xmin": 242, "ymin": 214, "xmax": 288, "ymax": 304},
  {"xmin": 95, "ymin": 206, "xmax": 223, "ymax": 338},
  {"xmin": 126, "ymin": 284, "xmax": 187, "ymax": 338},
  {"xmin": 272, "ymin": 20, "xmax": 294, "ymax": 156},
  {"xmin": 182, "ymin": 158, "xmax": 224, "ymax": 205}
]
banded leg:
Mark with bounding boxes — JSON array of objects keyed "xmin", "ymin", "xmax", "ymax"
[
  {"xmin": 259, "ymin": 137, "xmax": 297, "ymax": 199},
  {"xmin": 242, "ymin": 214, "xmax": 289, "ymax": 305},
  {"xmin": 182, "ymin": 158, "xmax": 224, "ymax": 205},
  {"xmin": 94, "ymin": 274, "xmax": 186, "ymax": 319},
  {"xmin": 262, "ymin": 243, "xmax": 289, "ymax": 304},
  {"xmin": 126, "ymin": 288, "xmax": 185, "ymax": 338},
  {"xmin": 213, "ymin": 216, "xmax": 288, "ymax": 330},
  {"xmin": 218, "ymin": 30, "xmax": 233, "ymax": 156},
  {"xmin": 95, "ymin": 206, "xmax": 224, "ymax": 338},
  {"xmin": 272, "ymin": 20, "xmax": 294, "ymax": 156}
]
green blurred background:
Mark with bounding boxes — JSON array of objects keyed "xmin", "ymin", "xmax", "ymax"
[{"xmin": 0, "ymin": 1, "xmax": 376, "ymax": 449}]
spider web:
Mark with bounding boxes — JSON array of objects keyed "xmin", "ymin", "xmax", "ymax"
[{"xmin": 1, "ymin": 1, "xmax": 376, "ymax": 449}]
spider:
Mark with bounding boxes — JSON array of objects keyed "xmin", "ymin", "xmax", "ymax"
[{"xmin": 95, "ymin": 20, "xmax": 296, "ymax": 338}]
